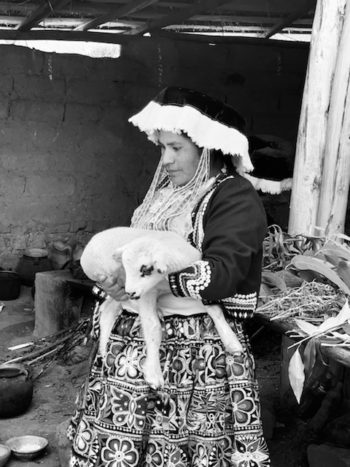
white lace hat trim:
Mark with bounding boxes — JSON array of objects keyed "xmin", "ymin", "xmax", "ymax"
[{"xmin": 245, "ymin": 174, "xmax": 293, "ymax": 194}]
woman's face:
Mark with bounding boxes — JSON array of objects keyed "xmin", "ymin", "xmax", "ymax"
[{"xmin": 158, "ymin": 131, "xmax": 201, "ymax": 187}]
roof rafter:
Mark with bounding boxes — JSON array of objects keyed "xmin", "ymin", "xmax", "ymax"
[
  {"xmin": 124, "ymin": 0, "xmax": 233, "ymax": 36},
  {"xmin": 263, "ymin": 0, "xmax": 316, "ymax": 39},
  {"xmin": 16, "ymin": 0, "xmax": 71, "ymax": 32},
  {"xmin": 75, "ymin": 0, "xmax": 159, "ymax": 32}
]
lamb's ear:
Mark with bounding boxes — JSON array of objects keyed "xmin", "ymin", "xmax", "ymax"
[{"xmin": 112, "ymin": 247, "xmax": 124, "ymax": 263}]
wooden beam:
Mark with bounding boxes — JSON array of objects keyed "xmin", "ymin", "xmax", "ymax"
[
  {"xmin": 75, "ymin": 0, "xmax": 159, "ymax": 32},
  {"xmin": 288, "ymin": 0, "xmax": 347, "ymax": 236},
  {"xmin": 316, "ymin": 1, "xmax": 350, "ymax": 235},
  {"xmin": 17, "ymin": 0, "xmax": 72, "ymax": 32},
  {"xmin": 0, "ymin": 28, "xmax": 310, "ymax": 48},
  {"xmin": 123, "ymin": 0, "xmax": 233, "ymax": 36},
  {"xmin": 263, "ymin": 0, "xmax": 316, "ymax": 39},
  {"xmin": 154, "ymin": 30, "xmax": 310, "ymax": 49},
  {"xmin": 191, "ymin": 14, "xmax": 313, "ymax": 25}
]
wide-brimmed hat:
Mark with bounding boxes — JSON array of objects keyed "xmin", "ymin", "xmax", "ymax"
[
  {"xmin": 129, "ymin": 87, "xmax": 293, "ymax": 193},
  {"xmin": 129, "ymin": 86, "xmax": 253, "ymax": 173}
]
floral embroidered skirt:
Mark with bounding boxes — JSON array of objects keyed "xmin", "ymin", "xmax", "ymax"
[{"xmin": 67, "ymin": 310, "xmax": 270, "ymax": 467}]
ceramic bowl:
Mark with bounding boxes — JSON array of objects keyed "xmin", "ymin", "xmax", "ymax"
[
  {"xmin": 5, "ymin": 435, "xmax": 48, "ymax": 460},
  {"xmin": 0, "ymin": 444, "xmax": 11, "ymax": 467}
]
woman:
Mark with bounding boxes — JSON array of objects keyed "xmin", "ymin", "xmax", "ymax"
[{"xmin": 68, "ymin": 87, "xmax": 270, "ymax": 466}]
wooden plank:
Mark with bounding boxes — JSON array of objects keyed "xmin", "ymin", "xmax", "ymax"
[
  {"xmin": 0, "ymin": 15, "xmax": 21, "ymax": 25},
  {"xmin": 81, "ymin": 0, "xmax": 310, "ymax": 14},
  {"xmin": 17, "ymin": 0, "xmax": 72, "ymax": 32},
  {"xmin": 316, "ymin": 1, "xmax": 350, "ymax": 235},
  {"xmin": 191, "ymin": 14, "xmax": 313, "ymax": 25},
  {"xmin": 75, "ymin": 0, "xmax": 159, "ymax": 32},
  {"xmin": 288, "ymin": 0, "xmax": 346, "ymax": 236},
  {"xmin": 123, "ymin": 0, "xmax": 234, "ymax": 36},
  {"xmin": 163, "ymin": 24, "xmax": 311, "ymax": 34},
  {"xmin": 263, "ymin": 0, "xmax": 316, "ymax": 38}
]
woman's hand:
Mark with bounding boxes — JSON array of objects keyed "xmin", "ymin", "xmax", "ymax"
[
  {"xmin": 155, "ymin": 277, "xmax": 171, "ymax": 295},
  {"xmin": 97, "ymin": 265, "xmax": 129, "ymax": 302}
]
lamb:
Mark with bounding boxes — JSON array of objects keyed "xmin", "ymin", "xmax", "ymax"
[{"xmin": 80, "ymin": 227, "xmax": 243, "ymax": 389}]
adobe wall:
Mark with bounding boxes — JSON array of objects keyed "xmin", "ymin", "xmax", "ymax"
[{"xmin": 0, "ymin": 37, "xmax": 308, "ymax": 268}]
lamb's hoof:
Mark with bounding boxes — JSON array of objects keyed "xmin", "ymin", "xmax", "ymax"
[{"xmin": 143, "ymin": 361, "xmax": 164, "ymax": 390}]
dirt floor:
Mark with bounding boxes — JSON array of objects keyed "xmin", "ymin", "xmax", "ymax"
[{"xmin": 0, "ymin": 286, "xmax": 308, "ymax": 467}]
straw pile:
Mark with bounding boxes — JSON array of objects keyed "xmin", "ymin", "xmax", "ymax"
[{"xmin": 257, "ymin": 281, "xmax": 346, "ymax": 323}]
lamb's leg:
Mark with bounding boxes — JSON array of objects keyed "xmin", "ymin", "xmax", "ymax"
[
  {"xmin": 139, "ymin": 291, "xmax": 164, "ymax": 389},
  {"xmin": 206, "ymin": 305, "xmax": 243, "ymax": 354},
  {"xmin": 99, "ymin": 296, "xmax": 122, "ymax": 360}
]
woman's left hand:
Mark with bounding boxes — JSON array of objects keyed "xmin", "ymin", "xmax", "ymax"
[
  {"xmin": 154, "ymin": 277, "xmax": 171, "ymax": 295},
  {"xmin": 97, "ymin": 265, "xmax": 129, "ymax": 301}
]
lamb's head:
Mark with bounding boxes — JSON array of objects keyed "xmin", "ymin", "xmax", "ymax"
[{"xmin": 113, "ymin": 238, "xmax": 168, "ymax": 299}]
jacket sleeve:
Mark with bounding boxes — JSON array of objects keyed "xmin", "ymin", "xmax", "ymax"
[{"xmin": 168, "ymin": 176, "xmax": 267, "ymax": 318}]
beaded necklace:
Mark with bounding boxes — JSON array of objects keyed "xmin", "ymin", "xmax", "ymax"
[{"xmin": 131, "ymin": 149, "xmax": 211, "ymax": 238}]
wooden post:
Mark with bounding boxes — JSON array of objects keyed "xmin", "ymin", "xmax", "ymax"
[
  {"xmin": 288, "ymin": 0, "xmax": 346, "ymax": 236},
  {"xmin": 317, "ymin": 1, "xmax": 350, "ymax": 235}
]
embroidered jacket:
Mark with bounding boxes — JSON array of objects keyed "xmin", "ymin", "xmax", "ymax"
[{"xmin": 168, "ymin": 173, "xmax": 267, "ymax": 320}]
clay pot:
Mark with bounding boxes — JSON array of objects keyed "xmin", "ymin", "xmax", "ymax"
[
  {"xmin": 0, "ymin": 364, "xmax": 33, "ymax": 418},
  {"xmin": 0, "ymin": 271, "xmax": 21, "ymax": 300},
  {"xmin": 16, "ymin": 248, "xmax": 52, "ymax": 286}
]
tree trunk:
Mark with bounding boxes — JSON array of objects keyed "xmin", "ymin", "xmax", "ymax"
[
  {"xmin": 288, "ymin": 0, "xmax": 346, "ymax": 236},
  {"xmin": 316, "ymin": 1, "xmax": 350, "ymax": 235}
]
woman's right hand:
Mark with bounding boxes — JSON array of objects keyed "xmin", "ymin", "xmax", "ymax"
[{"xmin": 97, "ymin": 265, "xmax": 129, "ymax": 302}]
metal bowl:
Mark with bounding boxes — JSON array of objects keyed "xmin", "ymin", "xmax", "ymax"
[
  {"xmin": 0, "ymin": 444, "xmax": 11, "ymax": 467},
  {"xmin": 5, "ymin": 435, "xmax": 48, "ymax": 460}
]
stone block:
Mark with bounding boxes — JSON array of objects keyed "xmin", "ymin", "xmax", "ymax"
[
  {"xmin": 33, "ymin": 270, "xmax": 81, "ymax": 338},
  {"xmin": 11, "ymin": 235, "xmax": 27, "ymax": 250},
  {"xmin": 26, "ymin": 231, "xmax": 47, "ymax": 248},
  {"xmin": 0, "ymin": 251, "xmax": 18, "ymax": 270},
  {"xmin": 66, "ymin": 78, "xmax": 121, "ymax": 105},
  {"xmin": 0, "ymin": 74, "xmax": 13, "ymax": 97},
  {"xmin": 307, "ymin": 444, "xmax": 350, "ymax": 467},
  {"xmin": 70, "ymin": 220, "xmax": 88, "ymax": 233},
  {"xmin": 14, "ymin": 75, "xmax": 65, "ymax": 102},
  {"xmin": 0, "ymin": 96, "xmax": 9, "ymax": 119},
  {"xmin": 0, "ymin": 44, "xmax": 45, "ymax": 75},
  {"xmin": 10, "ymin": 99, "xmax": 64, "ymax": 123},
  {"xmin": 64, "ymin": 102, "xmax": 103, "ymax": 123},
  {"xmin": 48, "ymin": 53, "xmax": 96, "ymax": 79},
  {"xmin": 1, "ymin": 150, "xmax": 51, "ymax": 172},
  {"xmin": 25, "ymin": 175, "xmax": 75, "ymax": 198},
  {"xmin": 0, "ymin": 222, "xmax": 11, "ymax": 234},
  {"xmin": 0, "ymin": 173, "xmax": 26, "ymax": 198},
  {"xmin": 50, "ymin": 223, "xmax": 71, "ymax": 233}
]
